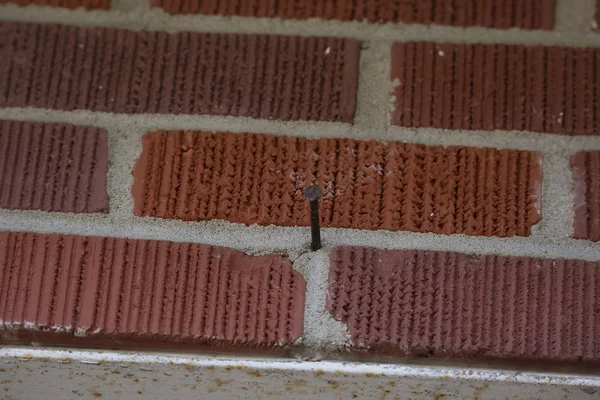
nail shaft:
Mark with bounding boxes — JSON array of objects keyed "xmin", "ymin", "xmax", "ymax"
[{"xmin": 304, "ymin": 186, "xmax": 323, "ymax": 251}]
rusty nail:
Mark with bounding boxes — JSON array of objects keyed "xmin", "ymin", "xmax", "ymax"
[{"xmin": 304, "ymin": 185, "xmax": 323, "ymax": 251}]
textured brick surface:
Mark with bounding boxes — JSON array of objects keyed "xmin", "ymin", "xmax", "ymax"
[
  {"xmin": 0, "ymin": 231, "xmax": 305, "ymax": 349},
  {"xmin": 597, "ymin": 0, "xmax": 600, "ymax": 31},
  {"xmin": 327, "ymin": 246, "xmax": 600, "ymax": 363},
  {"xmin": 154, "ymin": 0, "xmax": 555, "ymax": 30},
  {"xmin": 0, "ymin": 0, "xmax": 109, "ymax": 9},
  {"xmin": 391, "ymin": 42, "xmax": 600, "ymax": 136},
  {"xmin": 133, "ymin": 130, "xmax": 542, "ymax": 238},
  {"xmin": 572, "ymin": 151, "xmax": 600, "ymax": 242},
  {"xmin": 0, "ymin": 22, "xmax": 360, "ymax": 123},
  {"xmin": 0, "ymin": 120, "xmax": 109, "ymax": 213}
]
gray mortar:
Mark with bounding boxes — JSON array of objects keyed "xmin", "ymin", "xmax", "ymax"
[
  {"xmin": 106, "ymin": 126, "xmax": 144, "ymax": 217},
  {"xmin": 556, "ymin": 0, "xmax": 598, "ymax": 32},
  {"xmin": 291, "ymin": 249, "xmax": 350, "ymax": 354},
  {"xmin": 110, "ymin": 0, "xmax": 148, "ymax": 12},
  {"xmin": 353, "ymin": 41, "xmax": 392, "ymax": 132},
  {"xmin": 2, "ymin": 109, "xmax": 600, "ymax": 152},
  {"xmin": 0, "ymin": 3, "xmax": 600, "ymax": 353},
  {"xmin": 2, "ymin": 4, "xmax": 600, "ymax": 48},
  {"xmin": 530, "ymin": 150, "xmax": 575, "ymax": 239},
  {"xmin": 0, "ymin": 211, "xmax": 598, "ymax": 261}
]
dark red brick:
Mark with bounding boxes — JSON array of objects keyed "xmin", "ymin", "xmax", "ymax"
[
  {"xmin": 0, "ymin": 120, "xmax": 108, "ymax": 213},
  {"xmin": 0, "ymin": 22, "xmax": 360, "ymax": 123},
  {"xmin": 154, "ymin": 0, "xmax": 555, "ymax": 30},
  {"xmin": 572, "ymin": 151, "xmax": 600, "ymax": 242},
  {"xmin": 0, "ymin": 0, "xmax": 109, "ymax": 9},
  {"xmin": 597, "ymin": 0, "xmax": 600, "ymax": 31},
  {"xmin": 391, "ymin": 42, "xmax": 600, "ymax": 136},
  {"xmin": 132, "ymin": 130, "xmax": 542, "ymax": 238},
  {"xmin": 0, "ymin": 231, "xmax": 306, "ymax": 350},
  {"xmin": 327, "ymin": 246, "xmax": 600, "ymax": 364}
]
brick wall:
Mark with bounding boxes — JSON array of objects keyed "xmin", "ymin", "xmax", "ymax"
[{"xmin": 0, "ymin": 0, "xmax": 599, "ymax": 371}]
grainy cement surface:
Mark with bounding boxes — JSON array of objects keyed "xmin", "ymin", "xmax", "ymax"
[
  {"xmin": 555, "ymin": 0, "xmax": 598, "ymax": 32},
  {"xmin": 3, "ymin": 348, "xmax": 600, "ymax": 400}
]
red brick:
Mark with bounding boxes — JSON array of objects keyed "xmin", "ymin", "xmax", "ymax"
[
  {"xmin": 0, "ymin": 0, "xmax": 109, "ymax": 9},
  {"xmin": 0, "ymin": 22, "xmax": 360, "ymax": 123},
  {"xmin": 154, "ymin": 0, "xmax": 555, "ymax": 30},
  {"xmin": 327, "ymin": 246, "xmax": 600, "ymax": 364},
  {"xmin": 597, "ymin": 0, "xmax": 600, "ymax": 31},
  {"xmin": 572, "ymin": 151, "xmax": 600, "ymax": 242},
  {"xmin": 132, "ymin": 130, "xmax": 542, "ymax": 238},
  {"xmin": 0, "ymin": 231, "xmax": 305, "ymax": 350},
  {"xmin": 0, "ymin": 120, "xmax": 109, "ymax": 213},
  {"xmin": 392, "ymin": 42, "xmax": 600, "ymax": 136}
]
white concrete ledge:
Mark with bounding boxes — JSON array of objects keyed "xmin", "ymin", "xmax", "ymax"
[{"xmin": 1, "ymin": 347, "xmax": 599, "ymax": 400}]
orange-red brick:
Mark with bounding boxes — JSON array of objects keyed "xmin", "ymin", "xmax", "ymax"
[
  {"xmin": 132, "ymin": 130, "xmax": 543, "ymax": 238},
  {"xmin": 0, "ymin": 231, "xmax": 306, "ymax": 350}
]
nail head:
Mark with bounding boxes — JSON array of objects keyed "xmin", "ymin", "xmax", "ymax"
[{"xmin": 304, "ymin": 185, "xmax": 323, "ymax": 201}]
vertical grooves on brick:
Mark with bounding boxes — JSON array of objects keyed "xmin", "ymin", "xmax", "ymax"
[
  {"xmin": 41, "ymin": 124, "xmax": 63, "ymax": 212},
  {"xmin": 0, "ymin": 121, "xmax": 20, "ymax": 207},
  {"xmin": 133, "ymin": 131, "xmax": 542, "ymax": 238},
  {"xmin": 214, "ymin": 250, "xmax": 232, "ymax": 339},
  {"xmin": 392, "ymin": 43, "xmax": 600, "ymax": 136},
  {"xmin": 0, "ymin": 22, "xmax": 359, "ymax": 123},
  {"xmin": 148, "ymin": 32, "xmax": 167, "ymax": 114},
  {"xmin": 37, "ymin": 235, "xmax": 59, "ymax": 328},
  {"xmin": 223, "ymin": 266, "xmax": 238, "ymax": 341},
  {"xmin": 572, "ymin": 151, "xmax": 600, "ymax": 241},
  {"xmin": 135, "ymin": 240, "xmax": 153, "ymax": 335},
  {"xmin": 171, "ymin": 243, "xmax": 188, "ymax": 337},
  {"xmin": 51, "ymin": 235, "xmax": 73, "ymax": 329},
  {"xmin": 9, "ymin": 234, "xmax": 34, "ymax": 326},
  {"xmin": 588, "ymin": 153, "xmax": 600, "ymax": 241},
  {"xmin": 328, "ymin": 247, "xmax": 600, "ymax": 362},
  {"xmin": 0, "ymin": 24, "xmax": 16, "ymax": 105},
  {"xmin": 0, "ymin": 234, "xmax": 20, "ymax": 325},
  {"xmin": 53, "ymin": 126, "xmax": 72, "ymax": 211},
  {"xmin": 64, "ymin": 127, "xmax": 85, "ymax": 212},
  {"xmin": 0, "ymin": 120, "xmax": 108, "ymax": 213},
  {"xmin": 8, "ymin": 24, "xmax": 34, "ymax": 107},
  {"xmin": 91, "ymin": 237, "xmax": 111, "ymax": 333},
  {"xmin": 163, "ymin": 243, "xmax": 180, "ymax": 336},
  {"xmin": 128, "ymin": 240, "xmax": 146, "ymax": 333},
  {"xmin": 0, "ymin": 234, "xmax": 13, "ymax": 323},
  {"xmin": 154, "ymin": 0, "xmax": 554, "ymax": 29},
  {"xmin": 0, "ymin": 232, "xmax": 305, "ymax": 348}
]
